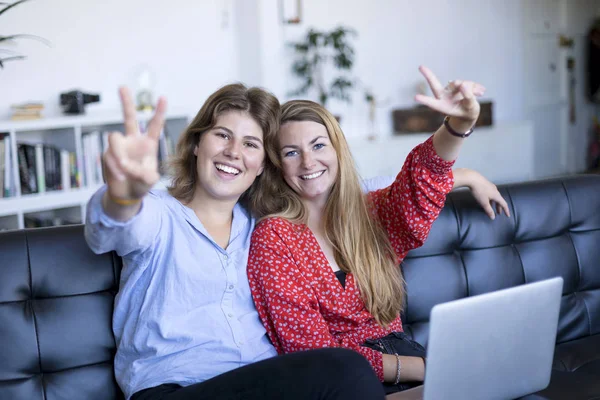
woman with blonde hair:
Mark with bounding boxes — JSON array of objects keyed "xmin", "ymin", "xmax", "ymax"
[
  {"xmin": 247, "ymin": 66, "xmax": 497, "ymax": 394},
  {"xmin": 84, "ymin": 83, "xmax": 387, "ymax": 400}
]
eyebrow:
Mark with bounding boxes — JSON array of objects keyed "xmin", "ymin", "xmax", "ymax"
[
  {"xmin": 281, "ymin": 135, "xmax": 327, "ymax": 151},
  {"xmin": 213, "ymin": 126, "xmax": 263, "ymax": 145}
]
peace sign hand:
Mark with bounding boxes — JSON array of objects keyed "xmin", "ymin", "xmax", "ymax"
[
  {"xmin": 415, "ymin": 66, "xmax": 484, "ymax": 126},
  {"xmin": 103, "ymin": 87, "xmax": 167, "ymax": 201}
]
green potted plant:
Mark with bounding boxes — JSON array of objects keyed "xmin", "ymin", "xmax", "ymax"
[
  {"xmin": 1, "ymin": 0, "xmax": 49, "ymax": 68},
  {"xmin": 289, "ymin": 26, "xmax": 357, "ymax": 107}
]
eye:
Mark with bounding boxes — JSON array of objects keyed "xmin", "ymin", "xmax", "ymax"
[
  {"xmin": 284, "ymin": 150, "xmax": 298, "ymax": 157},
  {"xmin": 215, "ymin": 132, "xmax": 229, "ymax": 140},
  {"xmin": 313, "ymin": 143, "xmax": 325, "ymax": 150},
  {"xmin": 244, "ymin": 142, "xmax": 259, "ymax": 149}
]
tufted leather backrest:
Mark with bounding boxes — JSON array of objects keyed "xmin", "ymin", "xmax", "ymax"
[
  {"xmin": 402, "ymin": 175, "xmax": 600, "ymax": 349},
  {"xmin": 0, "ymin": 225, "xmax": 123, "ymax": 400},
  {"xmin": 1, "ymin": 175, "xmax": 598, "ymax": 399}
]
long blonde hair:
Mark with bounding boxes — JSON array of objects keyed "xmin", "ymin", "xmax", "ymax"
[
  {"xmin": 251, "ymin": 100, "xmax": 405, "ymax": 327},
  {"xmin": 168, "ymin": 83, "xmax": 280, "ymax": 207}
]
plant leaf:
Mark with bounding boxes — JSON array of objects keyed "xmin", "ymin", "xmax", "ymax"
[
  {"xmin": 0, "ymin": 34, "xmax": 51, "ymax": 46},
  {"xmin": 329, "ymin": 77, "xmax": 354, "ymax": 103},
  {"xmin": 0, "ymin": 0, "xmax": 32, "ymax": 18},
  {"xmin": 0, "ymin": 55, "xmax": 26, "ymax": 67}
]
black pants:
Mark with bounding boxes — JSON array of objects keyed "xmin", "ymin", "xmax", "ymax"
[
  {"xmin": 131, "ymin": 348, "xmax": 385, "ymax": 400},
  {"xmin": 362, "ymin": 332, "xmax": 427, "ymax": 395}
]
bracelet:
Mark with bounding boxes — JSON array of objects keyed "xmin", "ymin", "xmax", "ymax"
[
  {"xmin": 394, "ymin": 353, "xmax": 402, "ymax": 385},
  {"xmin": 108, "ymin": 193, "xmax": 142, "ymax": 206},
  {"xmin": 443, "ymin": 116, "xmax": 473, "ymax": 138}
]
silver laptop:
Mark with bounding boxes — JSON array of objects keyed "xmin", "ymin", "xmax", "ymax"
[{"xmin": 420, "ymin": 277, "xmax": 563, "ymax": 400}]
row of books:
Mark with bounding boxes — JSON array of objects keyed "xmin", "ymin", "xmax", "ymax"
[
  {"xmin": 83, "ymin": 129, "xmax": 174, "ymax": 187},
  {"xmin": 17, "ymin": 143, "xmax": 80, "ymax": 195},
  {"xmin": 0, "ymin": 127, "xmax": 175, "ymax": 198}
]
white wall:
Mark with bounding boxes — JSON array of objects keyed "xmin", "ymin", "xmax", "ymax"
[
  {"xmin": 253, "ymin": 0, "xmax": 528, "ymax": 139},
  {"xmin": 1, "ymin": 0, "xmax": 240, "ymax": 118},
  {"xmin": 2, "ymin": 0, "xmax": 599, "ymax": 180},
  {"xmin": 349, "ymin": 121, "xmax": 535, "ymax": 183}
]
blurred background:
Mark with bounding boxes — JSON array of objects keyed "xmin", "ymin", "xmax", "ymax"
[{"xmin": 1, "ymin": 0, "xmax": 600, "ymax": 229}]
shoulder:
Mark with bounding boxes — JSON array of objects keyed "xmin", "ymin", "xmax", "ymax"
[
  {"xmin": 254, "ymin": 216, "xmax": 297, "ymax": 238},
  {"xmin": 149, "ymin": 188, "xmax": 172, "ymax": 202},
  {"xmin": 149, "ymin": 189, "xmax": 188, "ymax": 218},
  {"xmin": 251, "ymin": 217, "xmax": 302, "ymax": 257}
]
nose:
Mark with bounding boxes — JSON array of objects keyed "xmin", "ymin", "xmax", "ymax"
[
  {"xmin": 223, "ymin": 138, "xmax": 241, "ymax": 159},
  {"xmin": 301, "ymin": 152, "xmax": 316, "ymax": 169}
]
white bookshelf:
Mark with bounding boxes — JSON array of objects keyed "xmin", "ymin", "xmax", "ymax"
[{"xmin": 0, "ymin": 110, "xmax": 191, "ymax": 230}]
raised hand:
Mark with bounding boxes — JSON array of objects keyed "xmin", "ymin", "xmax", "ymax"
[
  {"xmin": 103, "ymin": 87, "xmax": 167, "ymax": 201},
  {"xmin": 415, "ymin": 65, "xmax": 484, "ymax": 124}
]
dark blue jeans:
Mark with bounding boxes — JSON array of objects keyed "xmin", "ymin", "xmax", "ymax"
[{"xmin": 131, "ymin": 348, "xmax": 385, "ymax": 400}]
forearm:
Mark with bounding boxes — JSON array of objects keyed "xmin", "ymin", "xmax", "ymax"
[
  {"xmin": 101, "ymin": 191, "xmax": 143, "ymax": 222},
  {"xmin": 432, "ymin": 117, "xmax": 473, "ymax": 162},
  {"xmin": 452, "ymin": 167, "xmax": 476, "ymax": 189},
  {"xmin": 382, "ymin": 354, "xmax": 425, "ymax": 382}
]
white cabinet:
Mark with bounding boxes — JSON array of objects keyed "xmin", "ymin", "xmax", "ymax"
[{"xmin": 0, "ymin": 111, "xmax": 190, "ymax": 230}]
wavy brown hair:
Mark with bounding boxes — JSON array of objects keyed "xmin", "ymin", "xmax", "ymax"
[
  {"xmin": 251, "ymin": 100, "xmax": 405, "ymax": 327},
  {"xmin": 167, "ymin": 83, "xmax": 280, "ymax": 208}
]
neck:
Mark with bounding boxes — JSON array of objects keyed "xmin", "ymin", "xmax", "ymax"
[
  {"xmin": 184, "ymin": 190, "xmax": 238, "ymax": 228},
  {"xmin": 304, "ymin": 198, "xmax": 326, "ymax": 232}
]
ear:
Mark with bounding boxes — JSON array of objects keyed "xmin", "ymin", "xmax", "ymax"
[
  {"xmin": 193, "ymin": 145, "xmax": 198, "ymax": 156},
  {"xmin": 257, "ymin": 163, "xmax": 264, "ymax": 177}
]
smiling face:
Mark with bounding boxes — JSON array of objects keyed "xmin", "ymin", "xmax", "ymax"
[
  {"xmin": 278, "ymin": 120, "xmax": 339, "ymax": 209},
  {"xmin": 193, "ymin": 110, "xmax": 265, "ymax": 204}
]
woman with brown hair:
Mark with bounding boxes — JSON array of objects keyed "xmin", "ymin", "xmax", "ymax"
[
  {"xmin": 247, "ymin": 66, "xmax": 495, "ymax": 394},
  {"xmin": 84, "ymin": 83, "xmax": 387, "ymax": 400}
]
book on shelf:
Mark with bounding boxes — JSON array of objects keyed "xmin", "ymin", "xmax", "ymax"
[
  {"xmin": 16, "ymin": 142, "xmax": 80, "ymax": 195},
  {"xmin": 158, "ymin": 127, "xmax": 175, "ymax": 174},
  {"xmin": 10, "ymin": 102, "xmax": 45, "ymax": 121},
  {"xmin": 82, "ymin": 131, "xmax": 104, "ymax": 187},
  {"xmin": 0, "ymin": 133, "xmax": 16, "ymax": 198}
]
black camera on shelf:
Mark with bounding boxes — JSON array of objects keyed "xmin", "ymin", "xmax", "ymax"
[{"xmin": 59, "ymin": 90, "xmax": 100, "ymax": 115}]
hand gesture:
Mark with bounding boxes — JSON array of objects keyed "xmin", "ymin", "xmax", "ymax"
[
  {"xmin": 103, "ymin": 87, "xmax": 167, "ymax": 201},
  {"xmin": 415, "ymin": 66, "xmax": 485, "ymax": 124}
]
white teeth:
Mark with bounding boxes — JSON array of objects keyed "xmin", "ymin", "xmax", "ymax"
[
  {"xmin": 301, "ymin": 171, "xmax": 324, "ymax": 180},
  {"xmin": 215, "ymin": 163, "xmax": 241, "ymax": 175}
]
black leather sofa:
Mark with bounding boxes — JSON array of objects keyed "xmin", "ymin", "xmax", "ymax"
[{"xmin": 1, "ymin": 175, "xmax": 599, "ymax": 399}]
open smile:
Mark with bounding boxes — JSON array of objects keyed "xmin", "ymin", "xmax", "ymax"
[
  {"xmin": 215, "ymin": 162, "xmax": 241, "ymax": 176},
  {"xmin": 300, "ymin": 171, "xmax": 325, "ymax": 180}
]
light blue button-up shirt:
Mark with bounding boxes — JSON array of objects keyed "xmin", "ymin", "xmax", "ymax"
[
  {"xmin": 85, "ymin": 186, "xmax": 277, "ymax": 399},
  {"xmin": 84, "ymin": 177, "xmax": 391, "ymax": 399}
]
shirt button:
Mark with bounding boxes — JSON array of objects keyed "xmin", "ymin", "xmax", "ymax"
[
  {"xmin": 223, "ymin": 254, "xmax": 228, "ymax": 260},
  {"xmin": 239, "ymin": 341, "xmax": 244, "ymax": 346},
  {"xmin": 229, "ymin": 285, "xmax": 234, "ymax": 290},
  {"xmin": 228, "ymin": 313, "xmax": 233, "ymax": 318}
]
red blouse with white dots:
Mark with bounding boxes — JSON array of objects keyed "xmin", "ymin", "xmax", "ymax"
[{"xmin": 247, "ymin": 136, "xmax": 455, "ymax": 382}]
